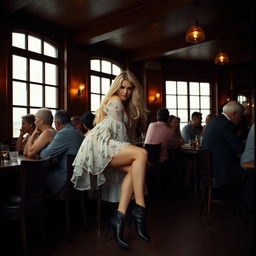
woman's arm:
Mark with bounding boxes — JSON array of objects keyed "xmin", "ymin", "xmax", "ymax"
[
  {"xmin": 169, "ymin": 129, "xmax": 184, "ymax": 148},
  {"xmin": 24, "ymin": 129, "xmax": 54, "ymax": 157},
  {"xmin": 16, "ymin": 131, "xmax": 29, "ymax": 153},
  {"xmin": 107, "ymin": 96, "xmax": 124, "ymax": 122}
]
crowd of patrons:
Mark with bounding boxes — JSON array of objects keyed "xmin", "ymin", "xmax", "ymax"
[
  {"xmin": 15, "ymin": 109, "xmax": 95, "ymax": 195},
  {"xmin": 144, "ymin": 101, "xmax": 254, "ymax": 222},
  {"xmin": 13, "ymin": 100, "xmax": 254, "ymax": 222}
]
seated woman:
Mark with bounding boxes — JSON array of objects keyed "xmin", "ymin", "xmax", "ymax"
[
  {"xmin": 23, "ymin": 108, "xmax": 56, "ymax": 157},
  {"xmin": 168, "ymin": 115, "xmax": 184, "ymax": 149},
  {"xmin": 202, "ymin": 113, "xmax": 214, "ymax": 136},
  {"xmin": 16, "ymin": 114, "xmax": 36, "ymax": 153},
  {"xmin": 169, "ymin": 115, "xmax": 191, "ymax": 194}
]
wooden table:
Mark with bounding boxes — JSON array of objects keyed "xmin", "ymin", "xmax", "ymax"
[
  {"xmin": 0, "ymin": 155, "xmax": 41, "ymax": 174},
  {"xmin": 168, "ymin": 146, "xmax": 201, "ymax": 192},
  {"xmin": 0, "ymin": 155, "xmax": 43, "ymax": 196}
]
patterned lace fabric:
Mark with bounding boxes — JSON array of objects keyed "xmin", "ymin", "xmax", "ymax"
[{"xmin": 71, "ymin": 100, "xmax": 130, "ymax": 190}]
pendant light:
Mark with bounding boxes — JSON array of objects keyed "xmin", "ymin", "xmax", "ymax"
[
  {"xmin": 185, "ymin": 1, "xmax": 205, "ymax": 44},
  {"xmin": 215, "ymin": 51, "xmax": 230, "ymax": 65}
]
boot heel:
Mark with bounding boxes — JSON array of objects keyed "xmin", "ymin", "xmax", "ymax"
[
  {"xmin": 131, "ymin": 204, "xmax": 151, "ymax": 242},
  {"xmin": 109, "ymin": 211, "xmax": 129, "ymax": 248}
]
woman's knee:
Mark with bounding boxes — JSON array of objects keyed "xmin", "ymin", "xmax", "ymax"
[{"xmin": 135, "ymin": 147, "xmax": 148, "ymax": 161}]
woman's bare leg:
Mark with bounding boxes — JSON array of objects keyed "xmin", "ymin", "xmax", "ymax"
[
  {"xmin": 117, "ymin": 171, "xmax": 133, "ymax": 213},
  {"xmin": 109, "ymin": 145, "xmax": 148, "ymax": 212},
  {"xmin": 108, "ymin": 145, "xmax": 151, "ymax": 245}
]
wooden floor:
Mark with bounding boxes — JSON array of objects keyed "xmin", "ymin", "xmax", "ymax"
[{"xmin": 2, "ymin": 194, "xmax": 255, "ymax": 256}]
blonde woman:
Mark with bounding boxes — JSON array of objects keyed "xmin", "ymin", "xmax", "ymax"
[
  {"xmin": 72, "ymin": 71, "xmax": 150, "ymax": 248},
  {"xmin": 23, "ymin": 108, "xmax": 56, "ymax": 157}
]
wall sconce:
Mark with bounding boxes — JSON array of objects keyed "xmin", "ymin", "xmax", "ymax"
[
  {"xmin": 154, "ymin": 93, "xmax": 160, "ymax": 102},
  {"xmin": 78, "ymin": 83, "xmax": 85, "ymax": 96}
]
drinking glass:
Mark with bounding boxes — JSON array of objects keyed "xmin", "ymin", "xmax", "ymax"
[
  {"xmin": 9, "ymin": 151, "xmax": 18, "ymax": 161},
  {"xmin": 141, "ymin": 132, "xmax": 146, "ymax": 142},
  {"xmin": 1, "ymin": 144, "xmax": 10, "ymax": 162},
  {"xmin": 195, "ymin": 135, "xmax": 200, "ymax": 149}
]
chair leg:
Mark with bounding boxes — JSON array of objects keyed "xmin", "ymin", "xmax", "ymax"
[
  {"xmin": 200, "ymin": 187, "xmax": 206, "ymax": 219},
  {"xmin": 80, "ymin": 192, "xmax": 87, "ymax": 230},
  {"xmin": 207, "ymin": 183, "xmax": 212, "ymax": 225},
  {"xmin": 20, "ymin": 213, "xmax": 28, "ymax": 250},
  {"xmin": 40, "ymin": 204, "xmax": 49, "ymax": 254},
  {"xmin": 65, "ymin": 195, "xmax": 71, "ymax": 242},
  {"xmin": 96, "ymin": 188, "xmax": 101, "ymax": 236}
]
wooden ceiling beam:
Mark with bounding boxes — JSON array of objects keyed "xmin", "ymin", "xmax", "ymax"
[
  {"xmin": 0, "ymin": 0, "xmax": 38, "ymax": 13},
  {"xmin": 73, "ymin": 0, "xmax": 191, "ymax": 44},
  {"xmin": 129, "ymin": 22, "xmax": 252, "ymax": 62}
]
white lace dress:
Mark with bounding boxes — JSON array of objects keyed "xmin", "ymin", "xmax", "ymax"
[{"xmin": 71, "ymin": 100, "xmax": 130, "ymax": 191}]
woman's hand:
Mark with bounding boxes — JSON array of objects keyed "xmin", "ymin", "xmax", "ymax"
[
  {"xmin": 33, "ymin": 127, "xmax": 42, "ymax": 136},
  {"xmin": 19, "ymin": 128, "xmax": 26, "ymax": 136}
]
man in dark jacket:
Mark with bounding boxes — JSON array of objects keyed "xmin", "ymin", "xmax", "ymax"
[{"xmin": 202, "ymin": 100, "xmax": 255, "ymax": 222}]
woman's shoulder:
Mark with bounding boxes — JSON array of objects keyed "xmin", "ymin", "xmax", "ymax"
[
  {"xmin": 44, "ymin": 127, "xmax": 56, "ymax": 136},
  {"xmin": 108, "ymin": 95, "xmax": 122, "ymax": 103}
]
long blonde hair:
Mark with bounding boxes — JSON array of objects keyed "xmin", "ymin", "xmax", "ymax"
[{"xmin": 94, "ymin": 70, "xmax": 148, "ymax": 127}]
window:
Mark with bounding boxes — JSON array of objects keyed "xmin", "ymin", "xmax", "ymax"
[
  {"xmin": 237, "ymin": 95, "xmax": 247, "ymax": 105},
  {"xmin": 90, "ymin": 58, "xmax": 122, "ymax": 111},
  {"xmin": 165, "ymin": 80, "xmax": 211, "ymax": 130},
  {"xmin": 11, "ymin": 32, "xmax": 60, "ymax": 137}
]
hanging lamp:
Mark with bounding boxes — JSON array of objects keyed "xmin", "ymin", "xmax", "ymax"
[
  {"xmin": 185, "ymin": 1, "xmax": 205, "ymax": 44},
  {"xmin": 215, "ymin": 52, "xmax": 230, "ymax": 65}
]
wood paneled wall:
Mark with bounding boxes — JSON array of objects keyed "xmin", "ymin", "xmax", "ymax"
[{"xmin": 0, "ymin": 15, "xmax": 254, "ymax": 142}]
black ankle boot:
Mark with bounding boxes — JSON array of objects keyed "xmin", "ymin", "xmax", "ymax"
[
  {"xmin": 131, "ymin": 204, "xmax": 151, "ymax": 242},
  {"xmin": 109, "ymin": 211, "xmax": 129, "ymax": 248}
]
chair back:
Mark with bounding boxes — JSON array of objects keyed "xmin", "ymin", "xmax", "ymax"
[
  {"xmin": 20, "ymin": 157, "xmax": 51, "ymax": 201},
  {"xmin": 66, "ymin": 154, "xmax": 76, "ymax": 188},
  {"xmin": 144, "ymin": 143, "xmax": 161, "ymax": 166},
  {"xmin": 197, "ymin": 149, "xmax": 213, "ymax": 181}
]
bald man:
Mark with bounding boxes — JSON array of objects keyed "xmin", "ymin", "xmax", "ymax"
[{"xmin": 202, "ymin": 101, "xmax": 255, "ymax": 222}]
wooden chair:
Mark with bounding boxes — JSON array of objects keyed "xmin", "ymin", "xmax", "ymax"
[
  {"xmin": 52, "ymin": 154, "xmax": 102, "ymax": 238},
  {"xmin": 95, "ymin": 186, "xmax": 101, "ymax": 236},
  {"xmin": 47, "ymin": 154, "xmax": 87, "ymax": 242},
  {"xmin": 144, "ymin": 143, "xmax": 161, "ymax": 199},
  {"xmin": 197, "ymin": 149, "xmax": 213, "ymax": 224},
  {"xmin": 198, "ymin": 149, "xmax": 240, "ymax": 225},
  {"xmin": 0, "ymin": 157, "xmax": 51, "ymax": 251},
  {"xmin": 144, "ymin": 143, "xmax": 161, "ymax": 166}
]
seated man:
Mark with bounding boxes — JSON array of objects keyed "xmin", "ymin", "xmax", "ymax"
[
  {"xmin": 241, "ymin": 123, "xmax": 254, "ymax": 166},
  {"xmin": 144, "ymin": 108, "xmax": 185, "ymax": 196},
  {"xmin": 40, "ymin": 110, "xmax": 84, "ymax": 194},
  {"xmin": 71, "ymin": 115, "xmax": 86, "ymax": 134},
  {"xmin": 145, "ymin": 108, "xmax": 173, "ymax": 164},
  {"xmin": 202, "ymin": 101, "xmax": 255, "ymax": 222},
  {"xmin": 181, "ymin": 111, "xmax": 203, "ymax": 143},
  {"xmin": 80, "ymin": 112, "xmax": 95, "ymax": 136}
]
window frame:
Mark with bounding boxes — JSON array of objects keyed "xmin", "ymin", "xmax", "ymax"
[
  {"xmin": 89, "ymin": 57, "xmax": 123, "ymax": 112},
  {"xmin": 10, "ymin": 30, "xmax": 62, "ymax": 138},
  {"xmin": 165, "ymin": 80, "xmax": 212, "ymax": 129}
]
